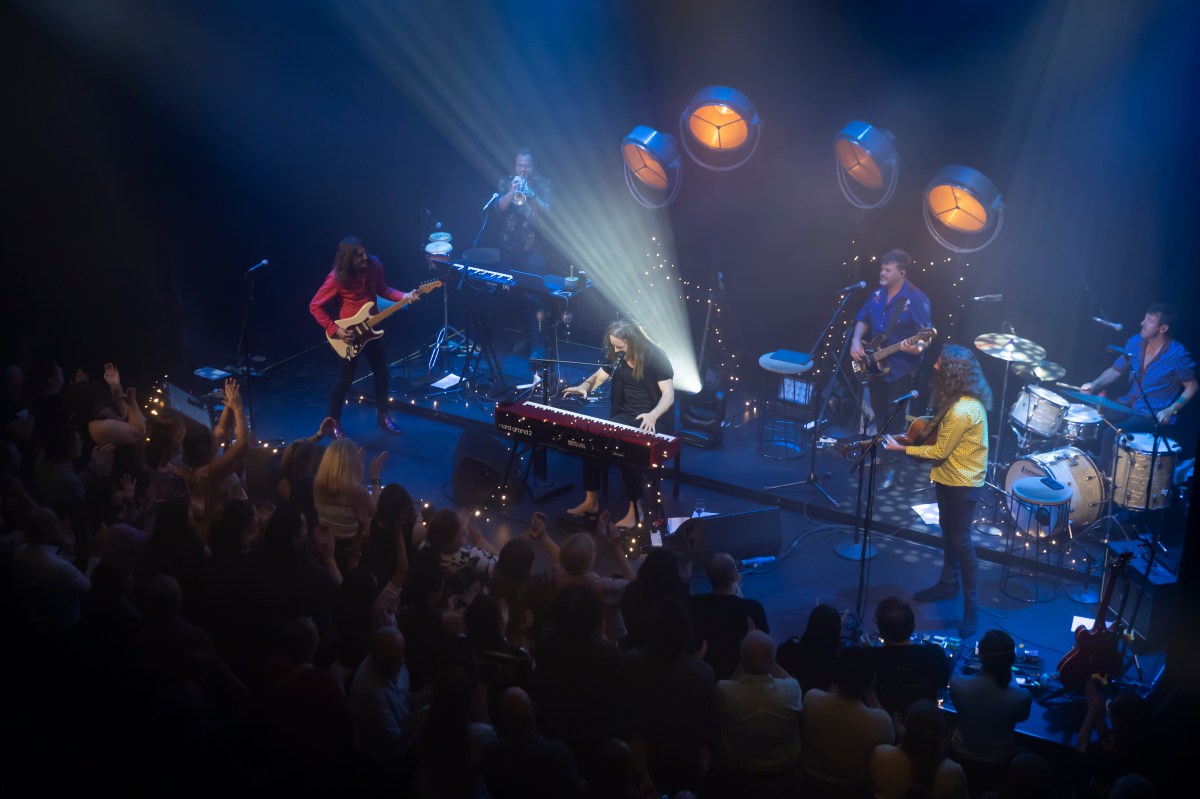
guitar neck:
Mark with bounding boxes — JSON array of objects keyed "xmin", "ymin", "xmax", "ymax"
[
  {"xmin": 366, "ymin": 296, "xmax": 413, "ymax": 327},
  {"xmin": 1091, "ymin": 554, "xmax": 1132, "ymax": 631}
]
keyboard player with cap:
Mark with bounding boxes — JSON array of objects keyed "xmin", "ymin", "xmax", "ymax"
[{"xmin": 563, "ymin": 319, "xmax": 676, "ymax": 530}]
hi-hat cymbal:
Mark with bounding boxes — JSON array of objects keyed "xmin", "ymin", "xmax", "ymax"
[
  {"xmin": 428, "ymin": 231, "xmax": 453, "ymax": 242},
  {"xmin": 1012, "ymin": 360, "xmax": 1066, "ymax": 382},
  {"xmin": 974, "ymin": 333, "xmax": 1046, "ymax": 364}
]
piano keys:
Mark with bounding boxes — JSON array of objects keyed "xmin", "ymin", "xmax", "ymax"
[{"xmin": 494, "ymin": 400, "xmax": 680, "ymax": 470}]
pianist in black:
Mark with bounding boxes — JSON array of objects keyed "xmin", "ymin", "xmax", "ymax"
[{"xmin": 563, "ymin": 319, "xmax": 675, "ymax": 530}]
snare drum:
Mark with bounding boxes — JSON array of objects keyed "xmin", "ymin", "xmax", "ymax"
[
  {"xmin": 424, "ymin": 240, "xmax": 453, "ymax": 264},
  {"xmin": 1005, "ymin": 446, "xmax": 1104, "ymax": 534},
  {"xmin": 1061, "ymin": 404, "xmax": 1103, "ymax": 445},
  {"xmin": 1009, "ymin": 385, "xmax": 1069, "ymax": 438},
  {"xmin": 1113, "ymin": 433, "xmax": 1180, "ymax": 510}
]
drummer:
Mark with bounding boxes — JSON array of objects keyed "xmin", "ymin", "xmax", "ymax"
[{"xmin": 1080, "ymin": 303, "xmax": 1196, "ymax": 431}]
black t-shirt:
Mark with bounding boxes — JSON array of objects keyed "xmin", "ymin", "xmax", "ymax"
[
  {"xmin": 610, "ymin": 345, "xmax": 674, "ymax": 426},
  {"xmin": 868, "ymin": 642, "xmax": 952, "ymax": 719},
  {"xmin": 688, "ymin": 593, "xmax": 770, "ymax": 680}
]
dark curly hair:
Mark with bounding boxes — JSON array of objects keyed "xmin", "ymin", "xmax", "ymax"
[{"xmin": 932, "ymin": 343, "xmax": 993, "ymax": 412}]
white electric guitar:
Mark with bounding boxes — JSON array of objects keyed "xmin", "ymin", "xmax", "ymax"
[{"xmin": 326, "ymin": 279, "xmax": 442, "ymax": 360}]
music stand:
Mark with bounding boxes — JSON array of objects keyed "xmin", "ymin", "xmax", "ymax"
[{"xmin": 764, "ymin": 288, "xmax": 861, "ymax": 503}]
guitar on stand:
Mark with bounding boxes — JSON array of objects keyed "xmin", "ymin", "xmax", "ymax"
[
  {"xmin": 326, "ymin": 279, "xmax": 443, "ymax": 360},
  {"xmin": 851, "ymin": 328, "xmax": 938, "ymax": 379},
  {"xmin": 1056, "ymin": 550, "xmax": 1134, "ymax": 692}
]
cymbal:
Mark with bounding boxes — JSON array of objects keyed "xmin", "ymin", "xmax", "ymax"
[
  {"xmin": 462, "ymin": 247, "xmax": 500, "ymax": 265},
  {"xmin": 1012, "ymin": 360, "xmax": 1066, "ymax": 382},
  {"xmin": 429, "ymin": 231, "xmax": 452, "ymax": 243},
  {"xmin": 974, "ymin": 333, "xmax": 1046, "ymax": 364},
  {"xmin": 1058, "ymin": 388, "xmax": 1137, "ymax": 416}
]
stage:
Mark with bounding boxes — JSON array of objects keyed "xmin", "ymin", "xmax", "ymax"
[{"xmin": 208, "ymin": 320, "xmax": 1183, "ymax": 767}]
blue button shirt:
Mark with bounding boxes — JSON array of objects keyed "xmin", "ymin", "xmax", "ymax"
[
  {"xmin": 854, "ymin": 281, "xmax": 933, "ymax": 382},
  {"xmin": 1113, "ymin": 335, "xmax": 1196, "ymax": 421}
]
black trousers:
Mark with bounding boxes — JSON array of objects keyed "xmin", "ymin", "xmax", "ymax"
[
  {"xmin": 328, "ymin": 337, "xmax": 390, "ymax": 420},
  {"xmin": 581, "ymin": 411, "xmax": 669, "ymax": 510},
  {"xmin": 934, "ymin": 482, "xmax": 980, "ymax": 610},
  {"xmin": 866, "ymin": 373, "xmax": 917, "ymax": 465}
]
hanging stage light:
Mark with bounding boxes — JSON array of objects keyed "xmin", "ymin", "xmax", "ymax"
[
  {"xmin": 835, "ymin": 121, "xmax": 900, "ymax": 209},
  {"xmin": 923, "ymin": 165, "xmax": 1005, "ymax": 253},
  {"xmin": 622, "ymin": 126, "xmax": 683, "ymax": 208},
  {"xmin": 679, "ymin": 86, "xmax": 762, "ymax": 171}
]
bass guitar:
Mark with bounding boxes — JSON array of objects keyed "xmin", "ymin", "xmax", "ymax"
[
  {"xmin": 1056, "ymin": 551, "xmax": 1133, "ymax": 692},
  {"xmin": 852, "ymin": 328, "xmax": 937, "ymax": 379},
  {"xmin": 326, "ymin": 279, "xmax": 442, "ymax": 361}
]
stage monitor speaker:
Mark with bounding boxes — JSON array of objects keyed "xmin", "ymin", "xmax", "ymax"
[
  {"xmin": 1105, "ymin": 540, "xmax": 1178, "ymax": 653},
  {"xmin": 669, "ymin": 507, "xmax": 782, "ymax": 567},
  {"xmin": 452, "ymin": 429, "xmax": 523, "ymax": 506}
]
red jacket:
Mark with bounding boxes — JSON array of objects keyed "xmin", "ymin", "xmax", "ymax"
[{"xmin": 309, "ymin": 256, "xmax": 406, "ymax": 336}]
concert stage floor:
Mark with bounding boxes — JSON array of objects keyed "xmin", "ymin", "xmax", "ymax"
[{"xmin": 229, "ymin": 333, "xmax": 1176, "ymax": 772}]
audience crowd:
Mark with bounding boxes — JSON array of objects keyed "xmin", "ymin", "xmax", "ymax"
[{"xmin": 0, "ymin": 357, "xmax": 1174, "ymax": 797}]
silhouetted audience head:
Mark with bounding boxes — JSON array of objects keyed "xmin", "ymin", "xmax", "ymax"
[
  {"xmin": 645, "ymin": 597, "xmax": 693, "ymax": 659},
  {"xmin": 1109, "ymin": 774, "xmax": 1157, "ymax": 799},
  {"xmin": 143, "ymin": 574, "xmax": 184, "ymax": 620},
  {"xmin": 978, "ymin": 629, "xmax": 1016, "ymax": 687},
  {"xmin": 494, "ymin": 687, "xmax": 537, "ymax": 737},
  {"xmin": 803, "ymin": 603, "xmax": 843, "ymax": 644},
  {"xmin": 278, "ymin": 616, "xmax": 320, "ymax": 664},
  {"xmin": 464, "ymin": 592, "xmax": 505, "ymax": 650},
  {"xmin": 740, "ymin": 629, "xmax": 776, "ymax": 675},
  {"xmin": 993, "ymin": 752, "xmax": 1055, "ymax": 799},
  {"xmin": 900, "ymin": 699, "xmax": 947, "ymax": 787},
  {"xmin": 833, "ymin": 644, "xmax": 875, "ymax": 699},
  {"xmin": 875, "ymin": 595, "xmax": 916, "ymax": 643},
  {"xmin": 22, "ymin": 506, "xmax": 62, "ymax": 546},
  {"xmin": 559, "ymin": 532, "xmax": 596, "ymax": 576},
  {"xmin": 209, "ymin": 499, "xmax": 255, "ymax": 559},
  {"xmin": 491, "ymin": 537, "xmax": 535, "ymax": 599},
  {"xmin": 424, "ymin": 507, "xmax": 464, "ymax": 555},
  {"xmin": 705, "ymin": 552, "xmax": 738, "ymax": 592},
  {"xmin": 262, "ymin": 506, "xmax": 306, "ymax": 559},
  {"xmin": 635, "ymin": 547, "xmax": 688, "ymax": 599},
  {"xmin": 369, "ymin": 626, "xmax": 406, "ymax": 679},
  {"xmin": 551, "ymin": 583, "xmax": 604, "ymax": 642}
]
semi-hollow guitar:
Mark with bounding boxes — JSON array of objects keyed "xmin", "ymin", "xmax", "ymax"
[{"xmin": 1056, "ymin": 551, "xmax": 1133, "ymax": 692}]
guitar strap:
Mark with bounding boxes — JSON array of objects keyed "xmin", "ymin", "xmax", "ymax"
[{"xmin": 881, "ymin": 294, "xmax": 909, "ymax": 344}]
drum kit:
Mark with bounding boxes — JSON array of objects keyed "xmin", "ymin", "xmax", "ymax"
[{"xmin": 972, "ymin": 332, "xmax": 1183, "ymax": 549}]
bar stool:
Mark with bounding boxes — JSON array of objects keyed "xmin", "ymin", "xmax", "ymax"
[
  {"xmin": 1000, "ymin": 476, "xmax": 1072, "ymax": 603},
  {"xmin": 757, "ymin": 349, "xmax": 814, "ymax": 459}
]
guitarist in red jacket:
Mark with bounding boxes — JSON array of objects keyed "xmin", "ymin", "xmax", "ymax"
[
  {"xmin": 310, "ymin": 237, "xmax": 421, "ymax": 435},
  {"xmin": 850, "ymin": 249, "xmax": 933, "ymax": 490}
]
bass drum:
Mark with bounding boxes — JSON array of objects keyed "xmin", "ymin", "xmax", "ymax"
[{"xmin": 1005, "ymin": 447, "xmax": 1104, "ymax": 534}]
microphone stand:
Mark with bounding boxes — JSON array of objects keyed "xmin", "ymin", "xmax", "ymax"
[
  {"xmin": 235, "ymin": 261, "xmax": 266, "ymax": 435},
  {"xmin": 1118, "ymin": 359, "xmax": 1170, "ymax": 652},
  {"xmin": 843, "ymin": 400, "xmax": 909, "ymax": 639},
  {"xmin": 765, "ymin": 288, "xmax": 860, "ymax": 503}
]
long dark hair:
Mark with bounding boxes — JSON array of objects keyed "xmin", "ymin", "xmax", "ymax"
[
  {"xmin": 333, "ymin": 236, "xmax": 366, "ymax": 288},
  {"xmin": 932, "ymin": 344, "xmax": 993, "ymax": 412},
  {"xmin": 603, "ymin": 319, "xmax": 653, "ymax": 382},
  {"xmin": 901, "ymin": 699, "xmax": 948, "ymax": 790}
]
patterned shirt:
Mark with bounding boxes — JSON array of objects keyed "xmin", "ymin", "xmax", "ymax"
[
  {"xmin": 854, "ymin": 281, "xmax": 933, "ymax": 382},
  {"xmin": 906, "ymin": 396, "xmax": 987, "ymax": 487},
  {"xmin": 1113, "ymin": 335, "xmax": 1196, "ymax": 421}
]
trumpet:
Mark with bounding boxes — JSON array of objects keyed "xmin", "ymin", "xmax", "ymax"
[{"xmin": 512, "ymin": 176, "xmax": 530, "ymax": 207}]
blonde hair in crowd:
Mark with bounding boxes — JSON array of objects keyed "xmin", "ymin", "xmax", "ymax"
[{"xmin": 314, "ymin": 437, "xmax": 364, "ymax": 501}]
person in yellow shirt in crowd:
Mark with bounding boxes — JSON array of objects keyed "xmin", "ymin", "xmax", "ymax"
[{"xmin": 883, "ymin": 344, "xmax": 991, "ymax": 638}]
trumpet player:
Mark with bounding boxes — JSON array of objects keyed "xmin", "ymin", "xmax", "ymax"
[{"xmin": 494, "ymin": 147, "xmax": 555, "ymax": 360}]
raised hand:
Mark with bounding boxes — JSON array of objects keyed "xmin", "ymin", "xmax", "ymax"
[
  {"xmin": 90, "ymin": 443, "xmax": 116, "ymax": 476},
  {"xmin": 223, "ymin": 378, "xmax": 243, "ymax": 410},
  {"xmin": 528, "ymin": 511, "xmax": 547, "ymax": 539},
  {"xmin": 118, "ymin": 473, "xmax": 137, "ymax": 504},
  {"xmin": 103, "ymin": 362, "xmax": 122, "ymax": 390},
  {"xmin": 318, "ymin": 417, "xmax": 338, "ymax": 439},
  {"xmin": 369, "ymin": 450, "xmax": 388, "ymax": 481}
]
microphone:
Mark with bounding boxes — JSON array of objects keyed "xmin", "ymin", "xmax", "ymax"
[
  {"xmin": 1106, "ymin": 344, "xmax": 1134, "ymax": 358},
  {"xmin": 246, "ymin": 259, "xmax": 269, "ymax": 273},
  {"xmin": 972, "ymin": 294, "xmax": 1003, "ymax": 302},
  {"xmin": 888, "ymin": 389, "xmax": 919, "ymax": 406},
  {"xmin": 602, "ymin": 350, "xmax": 626, "ymax": 375},
  {"xmin": 482, "ymin": 193, "xmax": 500, "ymax": 213},
  {"xmin": 1092, "ymin": 316, "xmax": 1124, "ymax": 332},
  {"xmin": 838, "ymin": 281, "xmax": 867, "ymax": 293},
  {"xmin": 422, "ymin": 207, "xmax": 443, "ymax": 230}
]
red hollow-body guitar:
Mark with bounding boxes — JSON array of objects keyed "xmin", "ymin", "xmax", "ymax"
[{"xmin": 1056, "ymin": 551, "xmax": 1133, "ymax": 692}]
